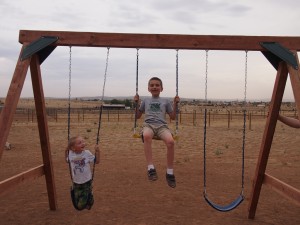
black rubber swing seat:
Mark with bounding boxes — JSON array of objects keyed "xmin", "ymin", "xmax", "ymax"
[{"xmin": 204, "ymin": 193, "xmax": 244, "ymax": 212}]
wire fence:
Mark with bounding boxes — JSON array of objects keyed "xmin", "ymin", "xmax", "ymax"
[{"xmin": 3, "ymin": 107, "xmax": 298, "ymax": 129}]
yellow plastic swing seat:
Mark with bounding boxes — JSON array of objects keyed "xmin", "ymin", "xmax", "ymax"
[
  {"xmin": 132, "ymin": 133, "xmax": 142, "ymax": 138},
  {"xmin": 132, "ymin": 132, "xmax": 179, "ymax": 141}
]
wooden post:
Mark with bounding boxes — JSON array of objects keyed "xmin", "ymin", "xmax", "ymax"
[
  {"xmin": 193, "ymin": 110, "xmax": 196, "ymax": 126},
  {"xmin": 249, "ymin": 113, "xmax": 252, "ymax": 130},
  {"xmin": 27, "ymin": 109, "xmax": 30, "ymax": 122},
  {"xmin": 32, "ymin": 109, "xmax": 34, "ymax": 122},
  {"xmin": 288, "ymin": 51, "xmax": 300, "ymax": 119},
  {"xmin": 248, "ymin": 62, "xmax": 288, "ymax": 219},
  {"xmin": 227, "ymin": 110, "xmax": 230, "ymax": 129},
  {"xmin": 0, "ymin": 45, "xmax": 29, "ymax": 160},
  {"xmin": 30, "ymin": 54, "xmax": 57, "ymax": 210}
]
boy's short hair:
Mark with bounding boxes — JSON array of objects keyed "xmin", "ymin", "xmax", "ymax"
[{"xmin": 148, "ymin": 77, "xmax": 163, "ymax": 88}]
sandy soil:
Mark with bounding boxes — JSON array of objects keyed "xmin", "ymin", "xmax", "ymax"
[{"xmin": 0, "ymin": 100, "xmax": 299, "ymax": 225}]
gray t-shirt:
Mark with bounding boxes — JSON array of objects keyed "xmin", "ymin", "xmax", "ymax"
[{"xmin": 139, "ymin": 97, "xmax": 173, "ymax": 125}]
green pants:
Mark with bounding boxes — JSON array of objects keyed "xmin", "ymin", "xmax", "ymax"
[{"xmin": 71, "ymin": 180, "xmax": 94, "ymax": 210}]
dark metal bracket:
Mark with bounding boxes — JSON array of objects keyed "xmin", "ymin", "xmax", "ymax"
[
  {"xmin": 21, "ymin": 36, "xmax": 59, "ymax": 64},
  {"xmin": 260, "ymin": 42, "xmax": 298, "ymax": 70}
]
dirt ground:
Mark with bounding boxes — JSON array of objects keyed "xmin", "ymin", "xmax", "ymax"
[{"xmin": 0, "ymin": 100, "xmax": 299, "ymax": 225}]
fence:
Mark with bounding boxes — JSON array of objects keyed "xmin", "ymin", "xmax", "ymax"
[{"xmin": 2, "ymin": 107, "xmax": 298, "ymax": 129}]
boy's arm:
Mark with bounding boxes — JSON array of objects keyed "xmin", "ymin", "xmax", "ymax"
[
  {"xmin": 65, "ymin": 148, "xmax": 69, "ymax": 163},
  {"xmin": 169, "ymin": 96, "xmax": 180, "ymax": 120},
  {"xmin": 278, "ymin": 114, "xmax": 300, "ymax": 128},
  {"xmin": 134, "ymin": 94, "xmax": 143, "ymax": 119},
  {"xmin": 94, "ymin": 145, "xmax": 100, "ymax": 164}
]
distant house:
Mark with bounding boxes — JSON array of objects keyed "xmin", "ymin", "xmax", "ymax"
[
  {"xmin": 102, "ymin": 104, "xmax": 126, "ymax": 110},
  {"xmin": 257, "ymin": 104, "xmax": 266, "ymax": 107}
]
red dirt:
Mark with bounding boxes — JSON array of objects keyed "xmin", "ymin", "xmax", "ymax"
[{"xmin": 1, "ymin": 116, "xmax": 299, "ymax": 225}]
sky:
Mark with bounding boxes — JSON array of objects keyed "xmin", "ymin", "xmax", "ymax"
[{"xmin": 0, "ymin": 0, "xmax": 299, "ymax": 101}]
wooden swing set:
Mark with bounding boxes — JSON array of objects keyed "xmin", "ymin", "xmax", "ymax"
[{"xmin": 0, "ymin": 30, "xmax": 299, "ymax": 219}]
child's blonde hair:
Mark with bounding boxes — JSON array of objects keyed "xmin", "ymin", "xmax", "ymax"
[{"xmin": 67, "ymin": 136, "xmax": 79, "ymax": 150}]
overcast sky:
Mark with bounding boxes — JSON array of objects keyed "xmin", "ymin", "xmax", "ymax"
[{"xmin": 1, "ymin": 0, "xmax": 299, "ymax": 101}]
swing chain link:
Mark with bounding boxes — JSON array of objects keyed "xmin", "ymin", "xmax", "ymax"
[
  {"xmin": 101, "ymin": 47, "xmax": 110, "ymax": 102},
  {"xmin": 96, "ymin": 47, "xmax": 110, "ymax": 145},
  {"xmin": 67, "ymin": 46, "xmax": 72, "ymax": 141},
  {"xmin": 203, "ymin": 50, "xmax": 209, "ymax": 191},
  {"xmin": 205, "ymin": 50, "xmax": 209, "ymax": 102},
  {"xmin": 176, "ymin": 49, "xmax": 179, "ymax": 96},
  {"xmin": 241, "ymin": 50, "xmax": 248, "ymax": 191},
  {"xmin": 133, "ymin": 48, "xmax": 140, "ymax": 134},
  {"xmin": 67, "ymin": 46, "xmax": 74, "ymax": 182},
  {"xmin": 136, "ymin": 48, "xmax": 139, "ymax": 95},
  {"xmin": 244, "ymin": 50, "xmax": 248, "ymax": 105},
  {"xmin": 175, "ymin": 49, "xmax": 179, "ymax": 135}
]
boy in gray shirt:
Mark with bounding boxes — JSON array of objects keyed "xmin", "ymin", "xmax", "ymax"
[{"xmin": 134, "ymin": 77, "xmax": 180, "ymax": 188}]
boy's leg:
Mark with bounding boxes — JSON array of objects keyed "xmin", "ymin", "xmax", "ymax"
[
  {"xmin": 85, "ymin": 181, "xmax": 94, "ymax": 210},
  {"xmin": 159, "ymin": 129, "xmax": 176, "ymax": 188},
  {"xmin": 73, "ymin": 181, "xmax": 94, "ymax": 210},
  {"xmin": 159, "ymin": 129, "xmax": 175, "ymax": 169},
  {"xmin": 73, "ymin": 184, "xmax": 88, "ymax": 210},
  {"xmin": 143, "ymin": 126, "xmax": 154, "ymax": 166},
  {"xmin": 143, "ymin": 126, "xmax": 157, "ymax": 181}
]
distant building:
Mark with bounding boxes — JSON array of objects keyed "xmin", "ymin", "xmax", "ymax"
[
  {"xmin": 102, "ymin": 104, "xmax": 126, "ymax": 110},
  {"xmin": 257, "ymin": 104, "xmax": 266, "ymax": 107}
]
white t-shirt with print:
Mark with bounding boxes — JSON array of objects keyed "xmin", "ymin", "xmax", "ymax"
[{"xmin": 68, "ymin": 150, "xmax": 95, "ymax": 184}]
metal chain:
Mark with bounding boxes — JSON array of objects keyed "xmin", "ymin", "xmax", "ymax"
[
  {"xmin": 203, "ymin": 50, "xmax": 247, "ymax": 199},
  {"xmin": 96, "ymin": 47, "xmax": 110, "ymax": 145},
  {"xmin": 205, "ymin": 50, "xmax": 209, "ymax": 102},
  {"xmin": 203, "ymin": 50, "xmax": 209, "ymax": 193},
  {"xmin": 67, "ymin": 46, "xmax": 72, "ymax": 141},
  {"xmin": 93, "ymin": 47, "xmax": 110, "ymax": 182},
  {"xmin": 175, "ymin": 49, "xmax": 179, "ymax": 134},
  {"xmin": 136, "ymin": 48, "xmax": 139, "ymax": 95},
  {"xmin": 134, "ymin": 48, "xmax": 139, "ymax": 133},
  {"xmin": 244, "ymin": 51, "xmax": 248, "ymax": 105},
  {"xmin": 101, "ymin": 47, "xmax": 110, "ymax": 102},
  {"xmin": 241, "ymin": 50, "xmax": 248, "ymax": 192},
  {"xmin": 176, "ymin": 49, "xmax": 179, "ymax": 96},
  {"xmin": 67, "ymin": 46, "xmax": 73, "ymax": 182}
]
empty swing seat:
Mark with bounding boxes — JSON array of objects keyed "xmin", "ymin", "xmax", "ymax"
[{"xmin": 204, "ymin": 193, "xmax": 244, "ymax": 212}]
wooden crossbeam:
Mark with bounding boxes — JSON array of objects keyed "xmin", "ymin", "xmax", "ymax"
[
  {"xmin": 0, "ymin": 165, "xmax": 44, "ymax": 195},
  {"xmin": 263, "ymin": 173, "xmax": 300, "ymax": 206},
  {"xmin": 19, "ymin": 30, "xmax": 300, "ymax": 50}
]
